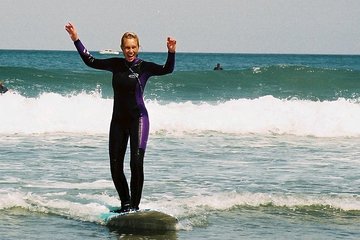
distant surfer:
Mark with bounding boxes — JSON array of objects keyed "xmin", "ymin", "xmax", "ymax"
[
  {"xmin": 213, "ymin": 63, "xmax": 223, "ymax": 70},
  {"xmin": 65, "ymin": 22, "xmax": 176, "ymax": 213},
  {"xmin": 0, "ymin": 81, "xmax": 8, "ymax": 94}
]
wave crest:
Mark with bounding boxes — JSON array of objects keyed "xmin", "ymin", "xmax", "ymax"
[{"xmin": 1, "ymin": 92, "xmax": 360, "ymax": 137}]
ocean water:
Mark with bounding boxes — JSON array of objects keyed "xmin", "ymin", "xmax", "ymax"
[{"xmin": 0, "ymin": 50, "xmax": 360, "ymax": 239}]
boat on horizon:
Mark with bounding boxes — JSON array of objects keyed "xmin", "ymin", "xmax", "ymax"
[{"xmin": 99, "ymin": 49, "xmax": 120, "ymax": 55}]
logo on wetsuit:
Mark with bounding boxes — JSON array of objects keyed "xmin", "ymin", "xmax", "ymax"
[{"xmin": 129, "ymin": 72, "xmax": 139, "ymax": 79}]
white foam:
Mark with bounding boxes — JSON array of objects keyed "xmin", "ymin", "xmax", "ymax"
[
  {"xmin": 176, "ymin": 192, "xmax": 360, "ymax": 212},
  {"xmin": 1, "ymin": 189, "xmax": 358, "ymax": 230},
  {"xmin": 24, "ymin": 179, "xmax": 113, "ymax": 189},
  {"xmin": 1, "ymin": 92, "xmax": 111, "ymax": 134},
  {"xmin": 149, "ymin": 96, "xmax": 360, "ymax": 137},
  {"xmin": 0, "ymin": 189, "xmax": 108, "ymax": 223},
  {"xmin": 0, "ymin": 189, "xmax": 28, "ymax": 209},
  {"xmin": 1, "ymin": 92, "xmax": 360, "ymax": 137}
]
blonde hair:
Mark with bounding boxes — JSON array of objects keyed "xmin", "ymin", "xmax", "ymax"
[{"xmin": 121, "ymin": 32, "xmax": 140, "ymax": 49}]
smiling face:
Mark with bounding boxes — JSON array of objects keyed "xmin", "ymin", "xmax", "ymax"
[{"xmin": 121, "ymin": 32, "xmax": 140, "ymax": 62}]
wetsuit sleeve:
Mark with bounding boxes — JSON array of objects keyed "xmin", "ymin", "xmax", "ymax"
[
  {"xmin": 74, "ymin": 39, "xmax": 114, "ymax": 72},
  {"xmin": 163, "ymin": 52, "xmax": 175, "ymax": 74},
  {"xmin": 146, "ymin": 52, "xmax": 175, "ymax": 76}
]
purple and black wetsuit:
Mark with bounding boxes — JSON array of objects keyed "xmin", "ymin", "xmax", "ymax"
[{"xmin": 73, "ymin": 39, "xmax": 175, "ymax": 210}]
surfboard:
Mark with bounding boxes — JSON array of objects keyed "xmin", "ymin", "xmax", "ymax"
[{"xmin": 100, "ymin": 208, "xmax": 178, "ymax": 231}]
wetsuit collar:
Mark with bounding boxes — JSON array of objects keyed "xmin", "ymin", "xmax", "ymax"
[{"xmin": 126, "ymin": 57, "xmax": 141, "ymax": 67}]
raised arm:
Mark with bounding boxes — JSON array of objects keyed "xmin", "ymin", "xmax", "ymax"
[
  {"xmin": 146, "ymin": 37, "xmax": 176, "ymax": 75},
  {"xmin": 162, "ymin": 37, "xmax": 176, "ymax": 73},
  {"xmin": 65, "ymin": 22, "xmax": 114, "ymax": 71}
]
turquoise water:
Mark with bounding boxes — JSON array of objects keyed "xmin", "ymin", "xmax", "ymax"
[{"xmin": 0, "ymin": 50, "xmax": 360, "ymax": 239}]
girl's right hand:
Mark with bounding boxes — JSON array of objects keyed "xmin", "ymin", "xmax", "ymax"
[{"xmin": 65, "ymin": 22, "xmax": 79, "ymax": 42}]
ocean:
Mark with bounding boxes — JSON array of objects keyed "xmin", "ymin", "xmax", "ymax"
[{"xmin": 0, "ymin": 49, "xmax": 360, "ymax": 239}]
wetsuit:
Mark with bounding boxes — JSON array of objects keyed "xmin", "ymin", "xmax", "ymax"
[{"xmin": 74, "ymin": 39, "xmax": 175, "ymax": 210}]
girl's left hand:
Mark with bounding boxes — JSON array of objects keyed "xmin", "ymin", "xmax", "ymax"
[
  {"xmin": 65, "ymin": 22, "xmax": 79, "ymax": 42},
  {"xmin": 167, "ymin": 37, "xmax": 177, "ymax": 53}
]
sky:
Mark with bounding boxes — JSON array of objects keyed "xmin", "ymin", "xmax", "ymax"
[{"xmin": 1, "ymin": 0, "xmax": 360, "ymax": 54}]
